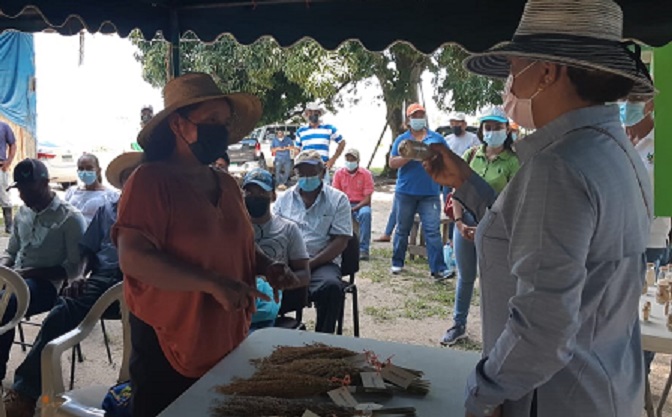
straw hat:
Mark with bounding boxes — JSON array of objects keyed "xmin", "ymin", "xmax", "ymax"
[
  {"xmin": 463, "ymin": 0, "xmax": 654, "ymax": 96},
  {"xmin": 137, "ymin": 73, "xmax": 263, "ymax": 149},
  {"xmin": 106, "ymin": 152, "xmax": 143, "ymax": 189}
]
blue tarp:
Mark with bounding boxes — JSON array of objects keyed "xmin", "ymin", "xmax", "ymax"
[{"xmin": 0, "ymin": 32, "xmax": 36, "ymax": 136}]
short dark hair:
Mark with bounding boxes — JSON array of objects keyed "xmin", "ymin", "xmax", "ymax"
[
  {"xmin": 221, "ymin": 152, "xmax": 230, "ymax": 165},
  {"xmin": 566, "ymin": 67, "xmax": 635, "ymax": 104}
]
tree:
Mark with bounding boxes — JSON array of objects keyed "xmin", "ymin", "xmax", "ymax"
[{"xmin": 131, "ymin": 33, "xmax": 503, "ymax": 173}]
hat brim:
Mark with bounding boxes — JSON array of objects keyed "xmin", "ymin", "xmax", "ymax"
[
  {"xmin": 463, "ymin": 38, "xmax": 655, "ymax": 96},
  {"xmin": 480, "ymin": 116, "xmax": 509, "ymax": 123},
  {"xmin": 137, "ymin": 92, "xmax": 262, "ymax": 150},
  {"xmin": 242, "ymin": 179, "xmax": 274, "ymax": 192},
  {"xmin": 294, "ymin": 160, "xmax": 322, "ymax": 167},
  {"xmin": 106, "ymin": 152, "xmax": 144, "ymax": 190}
]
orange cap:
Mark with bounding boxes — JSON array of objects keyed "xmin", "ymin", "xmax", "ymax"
[
  {"xmin": 510, "ymin": 121, "xmax": 520, "ymax": 130},
  {"xmin": 406, "ymin": 103, "xmax": 426, "ymax": 117}
]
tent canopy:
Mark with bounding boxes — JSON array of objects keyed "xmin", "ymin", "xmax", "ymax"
[{"xmin": 1, "ymin": 0, "xmax": 672, "ymax": 54}]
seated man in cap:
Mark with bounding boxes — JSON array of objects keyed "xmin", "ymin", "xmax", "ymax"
[
  {"xmin": 0, "ymin": 159, "xmax": 87, "ymax": 391},
  {"xmin": 241, "ymin": 168, "xmax": 310, "ymax": 331},
  {"xmin": 3, "ymin": 153, "xmax": 143, "ymax": 417},
  {"xmin": 274, "ymin": 151, "xmax": 352, "ymax": 333},
  {"xmin": 332, "ymin": 148, "xmax": 374, "ymax": 260}
]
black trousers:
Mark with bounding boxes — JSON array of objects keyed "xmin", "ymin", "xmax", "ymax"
[
  {"xmin": 129, "ymin": 313, "xmax": 197, "ymax": 417},
  {"xmin": 308, "ymin": 263, "xmax": 344, "ymax": 333}
]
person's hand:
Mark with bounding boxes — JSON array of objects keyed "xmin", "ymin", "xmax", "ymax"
[
  {"xmin": 459, "ymin": 224, "xmax": 477, "ymax": 242},
  {"xmin": 63, "ymin": 277, "xmax": 87, "ymax": 298},
  {"xmin": 465, "ymin": 405, "xmax": 502, "ymax": 417},
  {"xmin": 1, "ymin": 164, "xmax": 9, "ymax": 172},
  {"xmin": 266, "ymin": 262, "xmax": 301, "ymax": 302},
  {"xmin": 210, "ymin": 278, "xmax": 270, "ymax": 313},
  {"xmin": 422, "ymin": 143, "xmax": 473, "ymax": 188},
  {"xmin": 325, "ymin": 159, "xmax": 335, "ymax": 170}
]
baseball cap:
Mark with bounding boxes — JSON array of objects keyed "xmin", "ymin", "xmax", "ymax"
[
  {"xmin": 479, "ymin": 107, "xmax": 509, "ymax": 124},
  {"xmin": 406, "ymin": 103, "xmax": 426, "ymax": 117},
  {"xmin": 8, "ymin": 158, "xmax": 50, "ymax": 190},
  {"xmin": 450, "ymin": 112, "xmax": 467, "ymax": 122},
  {"xmin": 242, "ymin": 168, "xmax": 275, "ymax": 191},
  {"xmin": 305, "ymin": 102, "xmax": 324, "ymax": 112},
  {"xmin": 344, "ymin": 149, "xmax": 360, "ymax": 161},
  {"xmin": 294, "ymin": 150, "xmax": 324, "ymax": 167}
]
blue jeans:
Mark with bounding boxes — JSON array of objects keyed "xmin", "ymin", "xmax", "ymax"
[
  {"xmin": 392, "ymin": 193, "xmax": 447, "ymax": 274},
  {"xmin": 352, "ymin": 204, "xmax": 372, "ymax": 253},
  {"xmin": 274, "ymin": 158, "xmax": 292, "ymax": 186},
  {"xmin": 453, "ymin": 212, "xmax": 478, "ymax": 326},
  {"xmin": 384, "ymin": 197, "xmax": 398, "ymax": 236}
]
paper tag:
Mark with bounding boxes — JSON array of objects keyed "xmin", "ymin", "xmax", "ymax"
[
  {"xmin": 355, "ymin": 403, "xmax": 384, "ymax": 411},
  {"xmin": 360, "ymin": 372, "xmax": 387, "ymax": 389},
  {"xmin": 327, "ymin": 386, "xmax": 359, "ymax": 408},
  {"xmin": 380, "ymin": 364, "xmax": 418, "ymax": 389},
  {"xmin": 302, "ymin": 411, "xmax": 321, "ymax": 417}
]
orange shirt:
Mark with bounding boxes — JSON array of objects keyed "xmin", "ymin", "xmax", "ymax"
[
  {"xmin": 332, "ymin": 167, "xmax": 374, "ymax": 203},
  {"xmin": 112, "ymin": 162, "xmax": 256, "ymax": 378}
]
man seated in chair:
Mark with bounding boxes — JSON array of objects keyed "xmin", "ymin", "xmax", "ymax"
[
  {"xmin": 3, "ymin": 153, "xmax": 142, "ymax": 417},
  {"xmin": 241, "ymin": 168, "xmax": 310, "ymax": 331},
  {"xmin": 332, "ymin": 148, "xmax": 374, "ymax": 261},
  {"xmin": 274, "ymin": 151, "xmax": 352, "ymax": 333}
]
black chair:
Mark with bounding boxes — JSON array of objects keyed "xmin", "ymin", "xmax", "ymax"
[
  {"xmin": 336, "ymin": 233, "xmax": 360, "ymax": 337},
  {"xmin": 274, "ymin": 286, "xmax": 309, "ymax": 330}
]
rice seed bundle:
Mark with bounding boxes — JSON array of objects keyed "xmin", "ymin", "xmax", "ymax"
[
  {"xmin": 257, "ymin": 358, "xmax": 363, "ymax": 380},
  {"xmin": 252, "ymin": 343, "xmax": 360, "ymax": 367},
  {"xmin": 215, "ymin": 374, "xmax": 339, "ymax": 398},
  {"xmin": 211, "ymin": 396, "xmax": 353, "ymax": 417}
]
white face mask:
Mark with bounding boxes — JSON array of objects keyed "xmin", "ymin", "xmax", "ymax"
[{"xmin": 502, "ymin": 62, "xmax": 541, "ymax": 130}]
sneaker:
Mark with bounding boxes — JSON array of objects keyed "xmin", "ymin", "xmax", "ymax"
[
  {"xmin": 374, "ymin": 235, "xmax": 391, "ymax": 243},
  {"xmin": 433, "ymin": 269, "xmax": 455, "ymax": 282},
  {"xmin": 3, "ymin": 389, "xmax": 36, "ymax": 417},
  {"xmin": 440, "ymin": 325, "xmax": 466, "ymax": 346},
  {"xmin": 359, "ymin": 251, "xmax": 370, "ymax": 261},
  {"xmin": 390, "ymin": 266, "xmax": 403, "ymax": 275}
]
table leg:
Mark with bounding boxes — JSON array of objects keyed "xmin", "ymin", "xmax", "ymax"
[
  {"xmin": 656, "ymin": 359, "xmax": 672, "ymax": 417},
  {"xmin": 646, "ymin": 373, "xmax": 656, "ymax": 417}
]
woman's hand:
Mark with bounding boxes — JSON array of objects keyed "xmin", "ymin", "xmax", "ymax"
[
  {"xmin": 422, "ymin": 143, "xmax": 473, "ymax": 188},
  {"xmin": 457, "ymin": 222, "xmax": 477, "ymax": 242},
  {"xmin": 210, "ymin": 278, "xmax": 270, "ymax": 313},
  {"xmin": 266, "ymin": 262, "xmax": 301, "ymax": 302}
]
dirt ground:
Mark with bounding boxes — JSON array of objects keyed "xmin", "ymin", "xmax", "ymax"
[{"xmin": 0, "ymin": 187, "xmax": 670, "ymax": 416}]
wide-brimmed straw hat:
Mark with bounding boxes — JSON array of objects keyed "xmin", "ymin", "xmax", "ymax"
[
  {"xmin": 106, "ymin": 152, "xmax": 143, "ymax": 189},
  {"xmin": 137, "ymin": 73, "xmax": 263, "ymax": 149},
  {"xmin": 463, "ymin": 0, "xmax": 654, "ymax": 96}
]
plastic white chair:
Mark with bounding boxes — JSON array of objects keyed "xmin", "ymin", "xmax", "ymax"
[
  {"xmin": 39, "ymin": 282, "xmax": 129, "ymax": 417},
  {"xmin": 0, "ymin": 266, "xmax": 30, "ymax": 417}
]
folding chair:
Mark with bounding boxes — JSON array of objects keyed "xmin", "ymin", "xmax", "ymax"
[
  {"xmin": 274, "ymin": 286, "xmax": 309, "ymax": 330},
  {"xmin": 336, "ymin": 233, "xmax": 360, "ymax": 337}
]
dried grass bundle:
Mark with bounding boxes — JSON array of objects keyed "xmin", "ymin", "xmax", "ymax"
[
  {"xmin": 257, "ymin": 358, "xmax": 362, "ymax": 380},
  {"xmin": 215, "ymin": 374, "xmax": 339, "ymax": 398},
  {"xmin": 252, "ymin": 343, "xmax": 359, "ymax": 367},
  {"xmin": 211, "ymin": 396, "xmax": 353, "ymax": 417}
]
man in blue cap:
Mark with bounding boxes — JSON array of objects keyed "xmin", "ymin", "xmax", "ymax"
[{"xmin": 242, "ymin": 168, "xmax": 310, "ymax": 330}]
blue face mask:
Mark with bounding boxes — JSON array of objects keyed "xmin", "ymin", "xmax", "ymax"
[
  {"xmin": 483, "ymin": 130, "xmax": 508, "ymax": 147},
  {"xmin": 409, "ymin": 118, "xmax": 427, "ymax": 131},
  {"xmin": 344, "ymin": 161, "xmax": 358, "ymax": 171},
  {"xmin": 78, "ymin": 170, "xmax": 98, "ymax": 186},
  {"xmin": 619, "ymin": 101, "xmax": 647, "ymax": 127},
  {"xmin": 298, "ymin": 176, "xmax": 322, "ymax": 192}
]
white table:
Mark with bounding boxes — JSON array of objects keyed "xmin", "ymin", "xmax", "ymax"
[
  {"xmin": 641, "ymin": 289, "xmax": 672, "ymax": 417},
  {"xmin": 158, "ymin": 328, "xmax": 480, "ymax": 417}
]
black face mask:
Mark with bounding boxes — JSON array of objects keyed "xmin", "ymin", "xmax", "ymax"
[
  {"xmin": 245, "ymin": 196, "xmax": 271, "ymax": 218},
  {"xmin": 452, "ymin": 126, "xmax": 463, "ymax": 136},
  {"xmin": 308, "ymin": 114, "xmax": 320, "ymax": 124},
  {"xmin": 188, "ymin": 124, "xmax": 230, "ymax": 165}
]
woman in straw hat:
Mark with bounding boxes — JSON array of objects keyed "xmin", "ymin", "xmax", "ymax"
[
  {"xmin": 112, "ymin": 73, "xmax": 300, "ymax": 417},
  {"xmin": 423, "ymin": 1, "xmax": 654, "ymax": 416}
]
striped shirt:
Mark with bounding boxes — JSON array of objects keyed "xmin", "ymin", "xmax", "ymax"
[{"xmin": 295, "ymin": 124, "xmax": 343, "ymax": 162}]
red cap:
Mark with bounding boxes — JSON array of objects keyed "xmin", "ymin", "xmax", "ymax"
[{"xmin": 406, "ymin": 103, "xmax": 426, "ymax": 117}]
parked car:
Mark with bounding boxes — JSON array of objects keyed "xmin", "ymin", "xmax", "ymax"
[
  {"xmin": 228, "ymin": 124, "xmax": 300, "ymax": 174},
  {"xmin": 37, "ymin": 141, "xmax": 78, "ymax": 189}
]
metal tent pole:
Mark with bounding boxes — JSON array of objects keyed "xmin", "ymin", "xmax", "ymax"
[{"xmin": 170, "ymin": 8, "xmax": 180, "ymax": 78}]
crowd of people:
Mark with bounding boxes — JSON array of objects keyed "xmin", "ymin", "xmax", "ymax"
[{"xmin": 0, "ymin": 0, "xmax": 665, "ymax": 416}]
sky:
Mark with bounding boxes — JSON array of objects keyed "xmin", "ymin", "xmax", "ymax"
[{"xmin": 33, "ymin": 33, "xmax": 471, "ymax": 168}]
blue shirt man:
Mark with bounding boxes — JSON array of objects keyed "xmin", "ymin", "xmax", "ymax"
[
  {"xmin": 388, "ymin": 103, "xmax": 451, "ymax": 281},
  {"xmin": 271, "ymin": 130, "xmax": 295, "ymax": 187}
]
